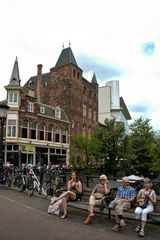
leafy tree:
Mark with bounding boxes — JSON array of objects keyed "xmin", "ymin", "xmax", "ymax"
[
  {"xmin": 150, "ymin": 132, "xmax": 160, "ymax": 172},
  {"xmin": 92, "ymin": 118, "xmax": 126, "ymax": 176},
  {"xmin": 127, "ymin": 117, "xmax": 157, "ymax": 176}
]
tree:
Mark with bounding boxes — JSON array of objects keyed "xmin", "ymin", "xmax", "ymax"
[
  {"xmin": 127, "ymin": 117, "xmax": 157, "ymax": 176},
  {"xmin": 92, "ymin": 118, "xmax": 126, "ymax": 176},
  {"xmin": 150, "ymin": 132, "xmax": 160, "ymax": 172}
]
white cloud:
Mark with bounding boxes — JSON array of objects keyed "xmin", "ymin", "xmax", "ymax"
[{"xmin": 0, "ymin": 0, "xmax": 160, "ymax": 130}]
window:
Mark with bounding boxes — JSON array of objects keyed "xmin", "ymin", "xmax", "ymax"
[
  {"xmin": 7, "ymin": 120, "xmax": 16, "ymax": 137},
  {"xmin": 62, "ymin": 130, "xmax": 68, "ymax": 143},
  {"xmin": 62, "ymin": 149, "xmax": 66, "ymax": 155},
  {"xmin": 83, "ymin": 87, "xmax": 86, "ymax": 95},
  {"xmin": 40, "ymin": 106, "xmax": 45, "ymax": 114},
  {"xmin": 73, "ymin": 69, "xmax": 76, "ymax": 77},
  {"xmin": 82, "ymin": 124, "xmax": 86, "ymax": 137},
  {"xmin": 77, "ymin": 72, "xmax": 80, "ymax": 79},
  {"xmin": 82, "ymin": 103, "xmax": 87, "ymax": 117},
  {"xmin": 47, "ymin": 126, "xmax": 53, "ymax": 142},
  {"xmin": 8, "ymin": 92, "xmax": 18, "ymax": 103},
  {"xmin": 22, "ymin": 121, "xmax": 29, "ymax": 138},
  {"xmin": 39, "ymin": 125, "xmax": 45, "ymax": 140},
  {"xmin": 30, "ymin": 123, "xmax": 37, "ymax": 139},
  {"xmin": 55, "ymin": 129, "xmax": 60, "ymax": 142},
  {"xmin": 55, "ymin": 108, "xmax": 61, "ymax": 119},
  {"xmin": 28, "ymin": 102, "xmax": 34, "ymax": 112},
  {"xmin": 89, "ymin": 106, "xmax": 92, "ymax": 119},
  {"xmin": 88, "ymin": 126, "xmax": 92, "ymax": 139}
]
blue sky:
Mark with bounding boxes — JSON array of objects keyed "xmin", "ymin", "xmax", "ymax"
[{"xmin": 0, "ymin": 0, "xmax": 160, "ymax": 130}]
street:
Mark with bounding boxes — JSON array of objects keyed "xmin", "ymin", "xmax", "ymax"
[{"xmin": 0, "ymin": 187, "xmax": 159, "ymax": 240}]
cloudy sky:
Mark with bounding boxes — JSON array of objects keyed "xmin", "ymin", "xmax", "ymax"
[{"xmin": 0, "ymin": 0, "xmax": 160, "ymax": 130}]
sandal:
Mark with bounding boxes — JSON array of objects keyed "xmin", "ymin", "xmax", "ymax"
[
  {"xmin": 84, "ymin": 215, "xmax": 92, "ymax": 225},
  {"xmin": 135, "ymin": 225, "xmax": 141, "ymax": 232},
  {"xmin": 139, "ymin": 230, "xmax": 145, "ymax": 237},
  {"xmin": 60, "ymin": 214, "xmax": 67, "ymax": 219}
]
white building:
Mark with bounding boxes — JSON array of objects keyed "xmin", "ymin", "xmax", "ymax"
[{"xmin": 98, "ymin": 80, "xmax": 131, "ymax": 132}]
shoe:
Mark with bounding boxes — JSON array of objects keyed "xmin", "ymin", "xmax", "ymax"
[
  {"xmin": 112, "ymin": 224, "xmax": 121, "ymax": 231},
  {"xmin": 60, "ymin": 214, "xmax": 67, "ymax": 219},
  {"xmin": 84, "ymin": 215, "xmax": 92, "ymax": 225},
  {"xmin": 135, "ymin": 225, "xmax": 141, "ymax": 232},
  {"xmin": 139, "ymin": 230, "xmax": 145, "ymax": 237},
  {"xmin": 119, "ymin": 219, "xmax": 126, "ymax": 227}
]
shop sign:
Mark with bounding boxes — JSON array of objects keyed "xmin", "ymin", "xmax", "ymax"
[{"xmin": 21, "ymin": 145, "xmax": 35, "ymax": 152}]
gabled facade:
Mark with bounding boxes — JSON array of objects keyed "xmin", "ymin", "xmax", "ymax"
[
  {"xmin": 3, "ymin": 47, "xmax": 99, "ymax": 166},
  {"xmin": 3, "ymin": 58, "xmax": 70, "ymax": 166}
]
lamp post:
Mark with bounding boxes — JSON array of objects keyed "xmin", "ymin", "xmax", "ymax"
[{"xmin": 0, "ymin": 104, "xmax": 9, "ymax": 164}]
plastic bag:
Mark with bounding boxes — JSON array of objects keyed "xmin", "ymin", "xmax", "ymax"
[{"xmin": 48, "ymin": 197, "xmax": 62, "ymax": 215}]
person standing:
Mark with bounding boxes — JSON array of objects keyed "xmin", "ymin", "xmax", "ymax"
[{"xmin": 135, "ymin": 178, "xmax": 157, "ymax": 237}]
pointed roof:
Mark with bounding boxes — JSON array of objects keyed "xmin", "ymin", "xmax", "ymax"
[
  {"xmin": 55, "ymin": 47, "xmax": 78, "ymax": 67},
  {"xmin": 91, "ymin": 72, "xmax": 98, "ymax": 84},
  {"xmin": 9, "ymin": 57, "xmax": 21, "ymax": 86}
]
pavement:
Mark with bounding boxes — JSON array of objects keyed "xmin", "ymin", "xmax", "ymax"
[{"xmin": 0, "ymin": 186, "xmax": 160, "ymax": 240}]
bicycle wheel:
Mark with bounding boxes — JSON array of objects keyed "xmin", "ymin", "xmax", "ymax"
[
  {"xmin": 27, "ymin": 177, "xmax": 34, "ymax": 197},
  {"xmin": 42, "ymin": 180, "xmax": 50, "ymax": 195},
  {"xmin": 4, "ymin": 173, "xmax": 12, "ymax": 187},
  {"xmin": 14, "ymin": 175, "xmax": 25, "ymax": 192}
]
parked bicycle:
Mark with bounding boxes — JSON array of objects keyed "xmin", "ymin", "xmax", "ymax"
[{"xmin": 27, "ymin": 168, "xmax": 47, "ymax": 198}]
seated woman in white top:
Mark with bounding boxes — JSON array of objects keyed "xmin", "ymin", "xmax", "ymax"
[{"xmin": 135, "ymin": 178, "xmax": 157, "ymax": 237}]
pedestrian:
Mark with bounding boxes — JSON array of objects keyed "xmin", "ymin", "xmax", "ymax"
[
  {"xmin": 84, "ymin": 174, "xmax": 110, "ymax": 224},
  {"xmin": 50, "ymin": 171, "xmax": 82, "ymax": 219},
  {"xmin": 110, "ymin": 176, "xmax": 136, "ymax": 231},
  {"xmin": 134, "ymin": 178, "xmax": 157, "ymax": 237}
]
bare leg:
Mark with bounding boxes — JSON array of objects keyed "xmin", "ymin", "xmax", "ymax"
[
  {"xmin": 50, "ymin": 190, "xmax": 76, "ymax": 204},
  {"xmin": 60, "ymin": 197, "xmax": 68, "ymax": 218},
  {"xmin": 141, "ymin": 220, "xmax": 146, "ymax": 231},
  {"xmin": 89, "ymin": 204, "xmax": 94, "ymax": 216}
]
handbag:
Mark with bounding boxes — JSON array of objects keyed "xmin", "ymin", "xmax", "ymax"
[
  {"xmin": 137, "ymin": 190, "xmax": 151, "ymax": 209},
  {"xmin": 137, "ymin": 199, "xmax": 148, "ymax": 209},
  {"xmin": 48, "ymin": 197, "xmax": 62, "ymax": 215}
]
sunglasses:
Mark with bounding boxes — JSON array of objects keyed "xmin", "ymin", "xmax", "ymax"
[{"xmin": 100, "ymin": 179, "xmax": 106, "ymax": 181}]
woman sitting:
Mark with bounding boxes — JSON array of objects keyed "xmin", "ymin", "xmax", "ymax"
[
  {"xmin": 135, "ymin": 178, "xmax": 157, "ymax": 237},
  {"xmin": 50, "ymin": 171, "xmax": 82, "ymax": 219},
  {"xmin": 84, "ymin": 174, "xmax": 110, "ymax": 224}
]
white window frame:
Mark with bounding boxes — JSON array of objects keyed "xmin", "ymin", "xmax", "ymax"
[
  {"xmin": 8, "ymin": 92, "xmax": 18, "ymax": 103},
  {"xmin": 28, "ymin": 102, "xmax": 34, "ymax": 112}
]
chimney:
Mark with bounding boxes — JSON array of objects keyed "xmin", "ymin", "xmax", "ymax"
[
  {"xmin": 37, "ymin": 64, "xmax": 43, "ymax": 75},
  {"xmin": 36, "ymin": 64, "xmax": 43, "ymax": 103}
]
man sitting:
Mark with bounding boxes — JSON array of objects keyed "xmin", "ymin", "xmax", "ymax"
[{"xmin": 110, "ymin": 176, "xmax": 136, "ymax": 231}]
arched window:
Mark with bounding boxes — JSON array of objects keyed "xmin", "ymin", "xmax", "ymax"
[{"xmin": 83, "ymin": 103, "xmax": 87, "ymax": 117}]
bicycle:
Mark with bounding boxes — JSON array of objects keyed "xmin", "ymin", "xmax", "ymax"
[
  {"xmin": 14, "ymin": 167, "xmax": 27, "ymax": 192},
  {"xmin": 27, "ymin": 169, "xmax": 47, "ymax": 198}
]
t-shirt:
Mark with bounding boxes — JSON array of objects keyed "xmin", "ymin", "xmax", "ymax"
[{"xmin": 93, "ymin": 184, "xmax": 106, "ymax": 195}]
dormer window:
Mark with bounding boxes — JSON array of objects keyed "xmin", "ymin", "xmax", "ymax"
[
  {"xmin": 8, "ymin": 92, "xmax": 18, "ymax": 103},
  {"xmin": 40, "ymin": 106, "xmax": 45, "ymax": 114},
  {"xmin": 55, "ymin": 108, "xmax": 61, "ymax": 119}
]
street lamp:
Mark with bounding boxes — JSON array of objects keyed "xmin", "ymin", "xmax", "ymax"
[{"xmin": 0, "ymin": 104, "xmax": 9, "ymax": 164}]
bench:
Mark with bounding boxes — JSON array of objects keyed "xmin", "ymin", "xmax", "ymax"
[{"xmin": 67, "ymin": 188, "xmax": 160, "ymax": 224}]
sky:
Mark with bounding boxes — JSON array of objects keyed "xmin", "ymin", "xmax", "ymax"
[{"xmin": 0, "ymin": 0, "xmax": 160, "ymax": 130}]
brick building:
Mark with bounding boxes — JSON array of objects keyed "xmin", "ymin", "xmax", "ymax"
[{"xmin": 2, "ymin": 47, "xmax": 98, "ymax": 166}]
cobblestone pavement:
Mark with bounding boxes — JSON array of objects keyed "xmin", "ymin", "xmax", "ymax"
[{"xmin": 0, "ymin": 187, "xmax": 159, "ymax": 240}]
